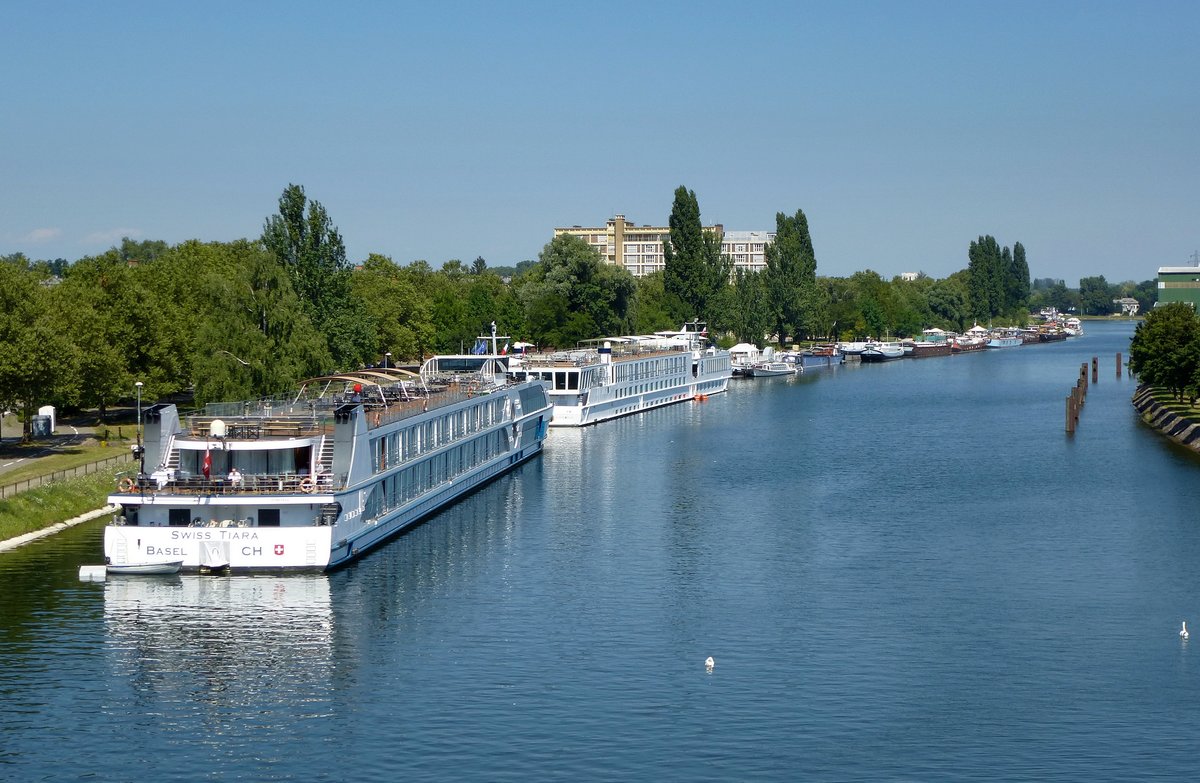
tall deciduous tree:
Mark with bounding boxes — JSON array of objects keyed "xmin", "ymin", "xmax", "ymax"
[
  {"xmin": 763, "ymin": 209, "xmax": 818, "ymax": 343},
  {"xmin": 1129, "ymin": 302, "xmax": 1200, "ymax": 400},
  {"xmin": 1079, "ymin": 275, "xmax": 1114, "ymax": 316},
  {"xmin": 728, "ymin": 268, "xmax": 773, "ymax": 345},
  {"xmin": 518, "ymin": 234, "xmax": 635, "ymax": 347},
  {"xmin": 662, "ymin": 186, "xmax": 729, "ymax": 325},
  {"xmin": 927, "ymin": 275, "xmax": 969, "ymax": 331},
  {"xmin": 630, "ymin": 272, "xmax": 677, "ymax": 335},
  {"xmin": 0, "ymin": 259, "xmax": 77, "ymax": 440},
  {"xmin": 351, "ymin": 254, "xmax": 436, "ymax": 361},
  {"xmin": 61, "ymin": 249, "xmax": 192, "ymax": 408},
  {"xmin": 967, "ymin": 235, "xmax": 1004, "ymax": 321},
  {"xmin": 1009, "ymin": 242, "xmax": 1030, "ymax": 314},
  {"xmin": 261, "ymin": 184, "xmax": 374, "ymax": 368},
  {"xmin": 178, "ymin": 240, "xmax": 330, "ymax": 405}
]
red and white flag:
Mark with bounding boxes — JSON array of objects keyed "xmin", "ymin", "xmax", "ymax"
[{"xmin": 202, "ymin": 447, "xmax": 212, "ymax": 478}]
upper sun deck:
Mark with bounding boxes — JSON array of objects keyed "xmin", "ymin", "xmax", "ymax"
[
  {"xmin": 513, "ymin": 336, "xmax": 701, "ymax": 369},
  {"xmin": 179, "ymin": 363, "xmax": 525, "ymax": 441}
]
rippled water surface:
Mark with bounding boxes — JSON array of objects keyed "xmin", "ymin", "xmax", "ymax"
[{"xmin": 5, "ymin": 321, "xmax": 1200, "ymax": 781}]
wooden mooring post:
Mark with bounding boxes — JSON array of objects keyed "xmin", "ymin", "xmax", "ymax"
[
  {"xmin": 1092, "ymin": 356, "xmax": 1098, "ymax": 383},
  {"xmin": 1116, "ymin": 352, "xmax": 1123, "ymax": 378},
  {"xmin": 1067, "ymin": 364, "xmax": 1089, "ymax": 433}
]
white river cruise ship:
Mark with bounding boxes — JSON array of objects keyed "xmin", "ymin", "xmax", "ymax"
[
  {"xmin": 105, "ymin": 351, "xmax": 552, "ymax": 572},
  {"xmin": 506, "ymin": 322, "xmax": 731, "ymax": 426}
]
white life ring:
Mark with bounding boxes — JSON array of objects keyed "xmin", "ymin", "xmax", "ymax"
[
  {"xmin": 117, "ymin": 476, "xmax": 135, "ymax": 492},
  {"xmin": 299, "ymin": 477, "xmax": 315, "ymax": 494}
]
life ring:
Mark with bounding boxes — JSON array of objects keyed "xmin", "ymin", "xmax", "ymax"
[
  {"xmin": 117, "ymin": 476, "xmax": 135, "ymax": 492},
  {"xmin": 299, "ymin": 477, "xmax": 315, "ymax": 494}
]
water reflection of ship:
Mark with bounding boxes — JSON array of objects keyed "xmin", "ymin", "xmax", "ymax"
[{"xmin": 103, "ymin": 575, "xmax": 334, "ymax": 704}]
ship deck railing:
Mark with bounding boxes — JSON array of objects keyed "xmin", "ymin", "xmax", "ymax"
[
  {"xmin": 366, "ymin": 379, "xmax": 522, "ymax": 429},
  {"xmin": 520, "ymin": 344, "xmax": 694, "ymax": 368},
  {"xmin": 186, "ymin": 416, "xmax": 335, "ymax": 439},
  {"xmin": 182, "ymin": 377, "xmax": 526, "ymax": 440},
  {"xmin": 129, "ymin": 472, "xmax": 345, "ymax": 495}
]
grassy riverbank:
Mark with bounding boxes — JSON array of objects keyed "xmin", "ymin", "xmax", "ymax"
[
  {"xmin": 1141, "ymin": 387, "xmax": 1200, "ymax": 416},
  {"xmin": 0, "ymin": 467, "xmax": 120, "ymax": 541}
]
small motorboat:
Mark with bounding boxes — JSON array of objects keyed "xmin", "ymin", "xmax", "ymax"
[
  {"xmin": 106, "ymin": 560, "xmax": 183, "ymax": 575},
  {"xmin": 745, "ymin": 360, "xmax": 796, "ymax": 377}
]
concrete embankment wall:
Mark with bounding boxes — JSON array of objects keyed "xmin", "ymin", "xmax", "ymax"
[
  {"xmin": 0, "ymin": 506, "xmax": 115, "ymax": 554},
  {"xmin": 1132, "ymin": 384, "xmax": 1200, "ymax": 450}
]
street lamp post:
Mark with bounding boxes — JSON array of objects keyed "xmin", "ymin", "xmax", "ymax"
[
  {"xmin": 384, "ymin": 352, "xmax": 391, "ymax": 370},
  {"xmin": 135, "ymin": 381, "xmax": 144, "ymax": 475}
]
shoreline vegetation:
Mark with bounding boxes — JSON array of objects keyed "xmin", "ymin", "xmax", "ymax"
[
  {"xmin": 0, "ymin": 182, "xmax": 1165, "ymax": 548},
  {"xmin": 0, "ymin": 324, "xmax": 1173, "ymax": 552},
  {"xmin": 0, "ymin": 466, "xmax": 122, "ymax": 544}
]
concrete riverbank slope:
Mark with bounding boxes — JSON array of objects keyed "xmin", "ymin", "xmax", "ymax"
[{"xmin": 1132, "ymin": 384, "xmax": 1200, "ymax": 451}]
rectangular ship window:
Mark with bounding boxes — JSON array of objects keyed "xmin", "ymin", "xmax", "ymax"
[{"xmin": 258, "ymin": 509, "xmax": 281, "ymax": 527}]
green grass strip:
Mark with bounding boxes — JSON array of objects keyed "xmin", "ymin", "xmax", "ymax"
[{"xmin": 0, "ymin": 467, "xmax": 120, "ymax": 541}]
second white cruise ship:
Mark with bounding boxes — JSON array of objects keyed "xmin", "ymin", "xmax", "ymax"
[{"xmin": 506, "ymin": 322, "xmax": 731, "ymax": 426}]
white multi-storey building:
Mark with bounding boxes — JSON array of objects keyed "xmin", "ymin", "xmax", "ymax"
[{"xmin": 555, "ymin": 215, "xmax": 773, "ymax": 277}]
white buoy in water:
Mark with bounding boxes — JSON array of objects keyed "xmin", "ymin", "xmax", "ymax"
[
  {"xmin": 705, "ymin": 656, "xmax": 715, "ymax": 671},
  {"xmin": 78, "ymin": 565, "xmax": 107, "ymax": 582},
  {"xmin": 1182, "ymin": 621, "xmax": 1189, "ymax": 640}
]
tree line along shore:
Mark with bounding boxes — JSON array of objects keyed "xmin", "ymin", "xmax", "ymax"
[{"xmin": 1, "ymin": 183, "xmax": 1155, "ymax": 440}]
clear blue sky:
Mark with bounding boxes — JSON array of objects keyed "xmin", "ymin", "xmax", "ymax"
[{"xmin": 3, "ymin": 1, "xmax": 1197, "ymax": 284}]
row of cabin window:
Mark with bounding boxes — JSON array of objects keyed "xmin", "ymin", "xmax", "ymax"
[
  {"xmin": 362, "ymin": 430, "xmax": 507, "ymax": 522},
  {"xmin": 371, "ymin": 398, "xmax": 509, "ymax": 474},
  {"xmin": 613, "ymin": 356, "xmax": 687, "ymax": 382}
]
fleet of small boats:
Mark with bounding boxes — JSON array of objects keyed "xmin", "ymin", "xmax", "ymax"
[{"xmin": 732, "ymin": 314, "xmax": 1083, "ymax": 383}]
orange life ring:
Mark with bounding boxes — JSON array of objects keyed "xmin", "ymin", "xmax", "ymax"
[
  {"xmin": 117, "ymin": 476, "xmax": 135, "ymax": 492},
  {"xmin": 299, "ymin": 477, "xmax": 315, "ymax": 494}
]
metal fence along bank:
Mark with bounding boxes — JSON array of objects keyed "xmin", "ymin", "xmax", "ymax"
[{"xmin": 0, "ymin": 452, "xmax": 134, "ymax": 499}]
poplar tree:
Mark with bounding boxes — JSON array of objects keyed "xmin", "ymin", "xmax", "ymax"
[
  {"xmin": 1009, "ymin": 242, "xmax": 1030, "ymax": 314},
  {"xmin": 967, "ymin": 235, "xmax": 1004, "ymax": 320},
  {"xmin": 662, "ymin": 186, "xmax": 729, "ymax": 324},
  {"xmin": 262, "ymin": 184, "xmax": 374, "ymax": 368},
  {"xmin": 764, "ymin": 209, "xmax": 818, "ymax": 343}
]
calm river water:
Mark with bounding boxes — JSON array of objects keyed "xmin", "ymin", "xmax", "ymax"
[{"xmin": 4, "ymin": 320, "xmax": 1200, "ymax": 781}]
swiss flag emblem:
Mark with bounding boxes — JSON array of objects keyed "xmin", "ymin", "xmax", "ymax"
[{"xmin": 274, "ymin": 544, "xmax": 285, "ymax": 556}]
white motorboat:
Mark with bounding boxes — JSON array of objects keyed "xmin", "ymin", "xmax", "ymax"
[
  {"xmin": 106, "ymin": 560, "xmax": 183, "ymax": 575},
  {"xmin": 745, "ymin": 360, "xmax": 797, "ymax": 377},
  {"xmin": 860, "ymin": 342, "xmax": 906, "ymax": 362}
]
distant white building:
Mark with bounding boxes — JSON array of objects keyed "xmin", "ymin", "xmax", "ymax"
[
  {"xmin": 899, "ymin": 272, "xmax": 919, "ymax": 281},
  {"xmin": 555, "ymin": 215, "xmax": 774, "ymax": 277},
  {"xmin": 1113, "ymin": 297, "xmax": 1140, "ymax": 316}
]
